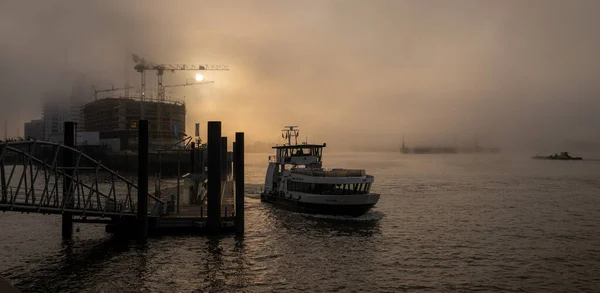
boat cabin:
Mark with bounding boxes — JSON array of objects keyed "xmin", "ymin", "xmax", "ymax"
[{"xmin": 272, "ymin": 143, "xmax": 326, "ymax": 168}]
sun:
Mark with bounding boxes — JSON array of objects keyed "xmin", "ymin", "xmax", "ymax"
[{"xmin": 195, "ymin": 73, "xmax": 204, "ymax": 81}]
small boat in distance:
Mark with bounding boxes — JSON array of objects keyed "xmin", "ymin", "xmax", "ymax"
[
  {"xmin": 260, "ymin": 126, "xmax": 380, "ymax": 217},
  {"xmin": 399, "ymin": 136, "xmax": 500, "ymax": 154},
  {"xmin": 531, "ymin": 152, "xmax": 583, "ymax": 160}
]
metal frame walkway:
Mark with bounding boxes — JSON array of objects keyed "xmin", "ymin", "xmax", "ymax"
[{"xmin": 0, "ymin": 140, "xmax": 164, "ymax": 219}]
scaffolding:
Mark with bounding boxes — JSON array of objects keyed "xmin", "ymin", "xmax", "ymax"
[{"xmin": 82, "ymin": 97, "xmax": 185, "ymax": 150}]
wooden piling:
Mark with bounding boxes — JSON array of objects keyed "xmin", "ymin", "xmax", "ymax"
[
  {"xmin": 176, "ymin": 150, "xmax": 180, "ymax": 214},
  {"xmin": 234, "ymin": 132, "xmax": 245, "ymax": 234},
  {"xmin": 220, "ymin": 137, "xmax": 227, "ymax": 181},
  {"xmin": 62, "ymin": 121, "xmax": 75, "ymax": 239},
  {"xmin": 232, "ymin": 142, "xmax": 236, "ymax": 181},
  {"xmin": 137, "ymin": 120, "xmax": 149, "ymax": 242},
  {"xmin": 207, "ymin": 121, "xmax": 222, "ymax": 234},
  {"xmin": 0, "ymin": 150, "xmax": 6, "ymax": 203}
]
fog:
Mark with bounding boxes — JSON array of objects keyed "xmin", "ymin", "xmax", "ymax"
[{"xmin": 1, "ymin": 0, "xmax": 599, "ymax": 152}]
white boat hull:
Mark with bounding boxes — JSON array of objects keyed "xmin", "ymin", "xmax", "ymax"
[{"xmin": 261, "ymin": 192, "xmax": 380, "ymax": 217}]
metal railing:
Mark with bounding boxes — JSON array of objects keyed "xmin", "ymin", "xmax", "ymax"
[{"xmin": 0, "ymin": 140, "xmax": 164, "ymax": 217}]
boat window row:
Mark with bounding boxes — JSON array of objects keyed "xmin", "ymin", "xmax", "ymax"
[
  {"xmin": 278, "ymin": 147, "xmax": 323, "ymax": 158},
  {"xmin": 287, "ymin": 181, "xmax": 371, "ymax": 195}
]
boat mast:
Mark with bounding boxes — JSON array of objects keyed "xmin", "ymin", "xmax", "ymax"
[
  {"xmin": 282, "ymin": 126, "xmax": 299, "ymax": 146},
  {"xmin": 401, "ymin": 135, "xmax": 405, "ymax": 150}
]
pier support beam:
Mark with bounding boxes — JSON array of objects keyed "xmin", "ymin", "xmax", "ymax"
[
  {"xmin": 62, "ymin": 121, "xmax": 75, "ymax": 239},
  {"xmin": 207, "ymin": 122, "xmax": 222, "ymax": 234},
  {"xmin": 234, "ymin": 132, "xmax": 245, "ymax": 234},
  {"xmin": 190, "ymin": 142, "xmax": 196, "ymax": 174},
  {"xmin": 1, "ymin": 145, "xmax": 7, "ymax": 203},
  {"xmin": 199, "ymin": 145, "xmax": 205, "ymax": 174},
  {"xmin": 137, "ymin": 120, "xmax": 149, "ymax": 242},
  {"xmin": 176, "ymin": 150, "xmax": 180, "ymax": 214}
]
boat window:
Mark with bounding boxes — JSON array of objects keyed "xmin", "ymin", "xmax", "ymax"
[
  {"xmin": 289, "ymin": 147, "xmax": 313, "ymax": 157},
  {"xmin": 287, "ymin": 181, "xmax": 370, "ymax": 195}
]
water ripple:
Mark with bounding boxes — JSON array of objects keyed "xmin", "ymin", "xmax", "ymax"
[{"xmin": 1, "ymin": 154, "xmax": 600, "ymax": 292}]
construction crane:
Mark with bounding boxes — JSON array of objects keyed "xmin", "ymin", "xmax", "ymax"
[
  {"xmin": 91, "ymin": 85, "xmax": 134, "ymax": 101},
  {"xmin": 156, "ymin": 79, "xmax": 216, "ymax": 145},
  {"xmin": 163, "ymin": 80, "xmax": 214, "ymax": 100},
  {"xmin": 163, "ymin": 80, "xmax": 215, "ymax": 89},
  {"xmin": 132, "ymin": 54, "xmax": 227, "ymax": 105}
]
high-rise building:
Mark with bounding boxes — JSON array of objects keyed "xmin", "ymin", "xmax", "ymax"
[
  {"xmin": 42, "ymin": 94, "xmax": 73, "ymax": 141},
  {"xmin": 24, "ymin": 119, "xmax": 44, "ymax": 140},
  {"xmin": 41, "ymin": 76, "xmax": 88, "ymax": 141},
  {"xmin": 83, "ymin": 98, "xmax": 186, "ymax": 151}
]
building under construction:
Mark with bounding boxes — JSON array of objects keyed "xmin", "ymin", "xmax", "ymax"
[{"xmin": 83, "ymin": 97, "xmax": 185, "ymax": 151}]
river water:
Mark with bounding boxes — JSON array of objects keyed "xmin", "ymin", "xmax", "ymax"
[{"xmin": 1, "ymin": 152, "xmax": 600, "ymax": 292}]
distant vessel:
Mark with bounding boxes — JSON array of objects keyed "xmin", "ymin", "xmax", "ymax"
[
  {"xmin": 400, "ymin": 146, "xmax": 458, "ymax": 154},
  {"xmin": 399, "ymin": 136, "xmax": 500, "ymax": 154},
  {"xmin": 531, "ymin": 152, "xmax": 583, "ymax": 160},
  {"xmin": 261, "ymin": 126, "xmax": 380, "ymax": 217}
]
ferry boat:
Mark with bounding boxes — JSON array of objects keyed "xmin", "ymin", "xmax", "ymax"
[{"xmin": 260, "ymin": 126, "xmax": 380, "ymax": 217}]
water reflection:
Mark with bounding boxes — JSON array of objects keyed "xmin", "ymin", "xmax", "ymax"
[
  {"xmin": 233, "ymin": 235, "xmax": 250, "ymax": 290},
  {"xmin": 10, "ymin": 237, "xmax": 131, "ymax": 292},
  {"xmin": 203, "ymin": 236, "xmax": 224, "ymax": 290},
  {"xmin": 263, "ymin": 204, "xmax": 383, "ymax": 237}
]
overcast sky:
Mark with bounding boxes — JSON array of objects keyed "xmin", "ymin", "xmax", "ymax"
[{"xmin": 1, "ymin": 0, "xmax": 599, "ymax": 151}]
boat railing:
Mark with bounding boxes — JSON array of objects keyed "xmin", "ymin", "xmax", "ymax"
[{"xmin": 291, "ymin": 168, "xmax": 366, "ymax": 177}]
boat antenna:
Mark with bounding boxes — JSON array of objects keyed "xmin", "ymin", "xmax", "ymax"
[
  {"xmin": 282, "ymin": 126, "xmax": 299, "ymax": 146},
  {"xmin": 402, "ymin": 134, "xmax": 405, "ymax": 149}
]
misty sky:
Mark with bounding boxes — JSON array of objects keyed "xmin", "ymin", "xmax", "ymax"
[{"xmin": 1, "ymin": 0, "xmax": 599, "ymax": 151}]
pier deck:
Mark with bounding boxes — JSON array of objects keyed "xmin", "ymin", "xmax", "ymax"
[
  {"xmin": 155, "ymin": 180, "xmax": 236, "ymax": 231},
  {"xmin": 1, "ymin": 120, "xmax": 245, "ymax": 238}
]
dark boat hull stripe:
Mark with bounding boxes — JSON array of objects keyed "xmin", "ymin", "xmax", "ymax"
[{"xmin": 261, "ymin": 194, "xmax": 375, "ymax": 217}]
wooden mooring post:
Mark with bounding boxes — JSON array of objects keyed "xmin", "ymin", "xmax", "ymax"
[
  {"xmin": 220, "ymin": 137, "xmax": 228, "ymax": 181},
  {"xmin": 207, "ymin": 121, "xmax": 222, "ymax": 234},
  {"xmin": 137, "ymin": 120, "xmax": 149, "ymax": 242},
  {"xmin": 232, "ymin": 142, "xmax": 236, "ymax": 180},
  {"xmin": 234, "ymin": 132, "xmax": 245, "ymax": 234},
  {"xmin": 62, "ymin": 121, "xmax": 75, "ymax": 239}
]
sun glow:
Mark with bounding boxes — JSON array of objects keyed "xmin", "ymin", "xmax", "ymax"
[{"xmin": 195, "ymin": 73, "xmax": 204, "ymax": 81}]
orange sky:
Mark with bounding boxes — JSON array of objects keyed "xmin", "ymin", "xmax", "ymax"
[{"xmin": 1, "ymin": 0, "xmax": 600, "ymax": 151}]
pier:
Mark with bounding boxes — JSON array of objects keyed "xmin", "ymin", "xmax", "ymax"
[{"xmin": 0, "ymin": 120, "xmax": 245, "ymax": 241}]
